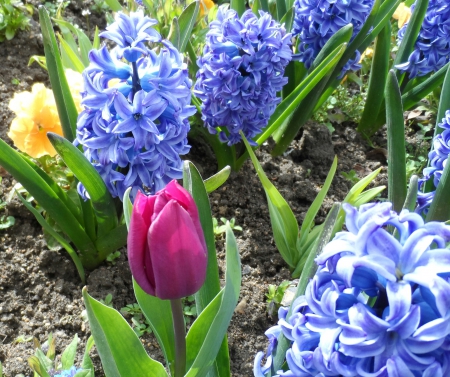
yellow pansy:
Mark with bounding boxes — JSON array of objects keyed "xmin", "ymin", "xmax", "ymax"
[
  {"xmin": 393, "ymin": 2, "xmax": 411, "ymax": 28},
  {"xmin": 8, "ymin": 83, "xmax": 63, "ymax": 158}
]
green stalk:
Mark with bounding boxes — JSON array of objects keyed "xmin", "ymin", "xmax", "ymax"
[{"xmin": 170, "ymin": 299, "xmax": 186, "ymax": 377}]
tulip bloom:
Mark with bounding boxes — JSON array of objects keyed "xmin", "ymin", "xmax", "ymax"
[{"xmin": 127, "ymin": 180, "xmax": 207, "ymax": 300}]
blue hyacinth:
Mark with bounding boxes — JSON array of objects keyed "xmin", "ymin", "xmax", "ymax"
[
  {"xmin": 292, "ymin": 0, "xmax": 374, "ymax": 74},
  {"xmin": 76, "ymin": 11, "xmax": 195, "ymax": 201},
  {"xmin": 417, "ymin": 109, "xmax": 450, "ymax": 214},
  {"xmin": 255, "ymin": 202, "xmax": 450, "ymax": 376},
  {"xmin": 194, "ymin": 6, "xmax": 292, "ymax": 146},
  {"xmin": 396, "ymin": 0, "xmax": 450, "ymax": 78},
  {"xmin": 51, "ymin": 366, "xmax": 82, "ymax": 377}
]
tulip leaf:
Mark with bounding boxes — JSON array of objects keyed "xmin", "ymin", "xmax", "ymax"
[
  {"xmin": 47, "ymin": 133, "xmax": 118, "ymax": 239},
  {"xmin": 16, "ymin": 191, "xmax": 85, "ymax": 283},
  {"xmin": 134, "ymin": 281, "xmax": 175, "ymax": 376},
  {"xmin": 0, "ymin": 138, "xmax": 98, "ymax": 266},
  {"xmin": 185, "ymin": 223, "xmax": 241, "ymax": 377},
  {"xmin": 270, "ymin": 203, "xmax": 340, "ymax": 374},
  {"xmin": 242, "ymin": 133, "xmax": 299, "ymax": 268},
  {"xmin": 204, "ymin": 166, "xmax": 231, "ymax": 193},
  {"xmin": 82, "ymin": 287, "xmax": 169, "ymax": 377},
  {"xmin": 39, "ymin": 6, "xmax": 78, "ymax": 141},
  {"xmin": 386, "ymin": 71, "xmax": 407, "ymax": 213},
  {"xmin": 177, "ymin": 1, "xmax": 199, "ymax": 53}
]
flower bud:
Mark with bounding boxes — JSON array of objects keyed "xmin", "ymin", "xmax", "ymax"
[{"xmin": 127, "ymin": 180, "xmax": 207, "ymax": 299}]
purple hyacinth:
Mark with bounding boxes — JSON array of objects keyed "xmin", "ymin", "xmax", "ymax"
[
  {"xmin": 255, "ymin": 202, "xmax": 450, "ymax": 376},
  {"xmin": 76, "ymin": 11, "xmax": 195, "ymax": 201},
  {"xmin": 396, "ymin": 0, "xmax": 450, "ymax": 78},
  {"xmin": 417, "ymin": 109, "xmax": 450, "ymax": 214},
  {"xmin": 292, "ymin": 0, "xmax": 374, "ymax": 74},
  {"xmin": 194, "ymin": 6, "xmax": 292, "ymax": 146}
]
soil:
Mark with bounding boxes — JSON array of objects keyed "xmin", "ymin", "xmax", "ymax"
[{"xmin": 0, "ymin": 3, "xmax": 390, "ymax": 376}]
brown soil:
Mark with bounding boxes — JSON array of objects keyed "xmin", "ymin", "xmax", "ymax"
[{"xmin": 0, "ymin": 2, "xmax": 389, "ymax": 376}]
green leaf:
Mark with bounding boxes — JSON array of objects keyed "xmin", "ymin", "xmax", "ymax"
[
  {"xmin": 230, "ymin": 0, "xmax": 246, "ymax": 16},
  {"xmin": 16, "ymin": 191, "xmax": 85, "ymax": 283},
  {"xmin": 358, "ymin": 23, "xmax": 391, "ymax": 136},
  {"xmin": 297, "ymin": 156, "xmax": 337, "ymax": 251},
  {"xmin": 242, "ymin": 134, "xmax": 299, "ymax": 268},
  {"xmin": 94, "ymin": 224, "xmax": 127, "ymax": 259},
  {"xmin": 48, "ymin": 133, "xmax": 118, "ymax": 239},
  {"xmin": 123, "ymin": 187, "xmax": 133, "ymax": 230},
  {"xmin": 426, "ymin": 161, "xmax": 450, "ymax": 222},
  {"xmin": 385, "ymin": 71, "xmax": 407, "ymax": 213},
  {"xmin": 280, "ymin": 7, "xmax": 293, "ymax": 33},
  {"xmin": 39, "ymin": 6, "xmax": 78, "ymax": 141},
  {"xmin": 0, "ymin": 139, "xmax": 98, "ymax": 266},
  {"xmin": 104, "ymin": 0, "xmax": 122, "ymax": 12},
  {"xmin": 134, "ymin": 281, "xmax": 175, "ymax": 377},
  {"xmin": 93, "ymin": 26, "xmax": 100, "ymax": 49},
  {"xmin": 82, "ymin": 287, "xmax": 169, "ymax": 377},
  {"xmin": 169, "ymin": 17, "xmax": 180, "ymax": 51},
  {"xmin": 61, "ymin": 334, "xmax": 79, "ymax": 370},
  {"xmin": 81, "ymin": 336, "xmax": 95, "ymax": 377},
  {"xmin": 403, "ymin": 175, "xmax": 418, "ymax": 212},
  {"xmin": 185, "ymin": 223, "xmax": 241, "ymax": 377},
  {"xmin": 177, "ymin": 1, "xmax": 200, "ymax": 53},
  {"xmin": 204, "ymin": 166, "xmax": 231, "ymax": 193},
  {"xmin": 57, "ymin": 34, "xmax": 85, "ymax": 72},
  {"xmin": 276, "ymin": 0, "xmax": 287, "ymax": 21},
  {"xmin": 28, "ymin": 354, "xmax": 51, "ymax": 377},
  {"xmin": 270, "ymin": 203, "xmax": 340, "ymax": 374}
]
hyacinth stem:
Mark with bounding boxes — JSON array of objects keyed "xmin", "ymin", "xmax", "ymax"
[
  {"xmin": 131, "ymin": 61, "xmax": 141, "ymax": 100},
  {"xmin": 170, "ymin": 299, "xmax": 186, "ymax": 377}
]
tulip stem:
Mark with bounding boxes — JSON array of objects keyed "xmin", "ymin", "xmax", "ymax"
[{"xmin": 170, "ymin": 299, "xmax": 186, "ymax": 377}]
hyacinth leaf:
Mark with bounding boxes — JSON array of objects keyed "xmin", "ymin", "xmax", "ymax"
[
  {"xmin": 231, "ymin": 0, "xmax": 247, "ymax": 16},
  {"xmin": 134, "ymin": 281, "xmax": 175, "ymax": 377},
  {"xmin": 358, "ymin": 23, "xmax": 391, "ymax": 136},
  {"xmin": 386, "ymin": 70, "xmax": 407, "ymax": 214},
  {"xmin": 204, "ymin": 166, "xmax": 231, "ymax": 193},
  {"xmin": 169, "ymin": 17, "xmax": 180, "ymax": 51},
  {"xmin": 185, "ymin": 223, "xmax": 241, "ymax": 377},
  {"xmin": 47, "ymin": 133, "xmax": 118, "ymax": 238},
  {"xmin": 93, "ymin": 26, "xmax": 100, "ymax": 49},
  {"xmin": 344, "ymin": 168, "xmax": 382, "ymax": 205},
  {"xmin": 297, "ymin": 156, "xmax": 337, "ymax": 251},
  {"xmin": 61, "ymin": 334, "xmax": 78, "ymax": 370},
  {"xmin": 57, "ymin": 34, "xmax": 85, "ymax": 72},
  {"xmin": 276, "ymin": 0, "xmax": 287, "ymax": 21},
  {"xmin": 123, "ymin": 187, "xmax": 133, "ymax": 230},
  {"xmin": 16, "ymin": 191, "xmax": 85, "ymax": 283},
  {"xmin": 352, "ymin": 186, "xmax": 386, "ymax": 208},
  {"xmin": 426, "ymin": 161, "xmax": 450, "ymax": 222},
  {"xmin": 81, "ymin": 336, "xmax": 95, "ymax": 375},
  {"xmin": 404, "ymin": 175, "xmax": 419, "ymax": 212},
  {"xmin": 280, "ymin": 6, "xmax": 293, "ymax": 32},
  {"xmin": 183, "ymin": 161, "xmax": 221, "ymax": 312},
  {"xmin": 0, "ymin": 138, "xmax": 98, "ymax": 265},
  {"xmin": 270, "ymin": 204, "xmax": 340, "ymax": 375},
  {"xmin": 242, "ymin": 134, "xmax": 299, "ymax": 268},
  {"xmin": 103, "ymin": 0, "xmax": 122, "ymax": 11},
  {"xmin": 177, "ymin": 1, "xmax": 199, "ymax": 53},
  {"xmin": 402, "ymin": 62, "xmax": 450, "ymax": 110},
  {"xmin": 74, "ymin": 371, "xmax": 91, "ymax": 377},
  {"xmin": 255, "ymin": 43, "xmax": 346, "ymax": 150},
  {"xmin": 82, "ymin": 288, "xmax": 168, "ymax": 377},
  {"xmin": 39, "ymin": 6, "xmax": 77, "ymax": 141},
  {"xmin": 94, "ymin": 224, "xmax": 127, "ymax": 258},
  {"xmin": 394, "ymin": 0, "xmax": 429, "ymax": 82}
]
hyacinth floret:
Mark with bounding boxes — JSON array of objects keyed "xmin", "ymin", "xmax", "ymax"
[
  {"xmin": 255, "ymin": 202, "xmax": 450, "ymax": 376},
  {"xmin": 416, "ymin": 109, "xmax": 450, "ymax": 214},
  {"xmin": 292, "ymin": 0, "xmax": 374, "ymax": 74},
  {"xmin": 50, "ymin": 366, "xmax": 82, "ymax": 377},
  {"xmin": 194, "ymin": 6, "xmax": 292, "ymax": 146},
  {"xmin": 396, "ymin": 0, "xmax": 450, "ymax": 78},
  {"xmin": 76, "ymin": 11, "xmax": 195, "ymax": 201}
]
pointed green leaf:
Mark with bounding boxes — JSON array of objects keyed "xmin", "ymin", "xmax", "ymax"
[
  {"xmin": 104, "ymin": 0, "xmax": 122, "ymax": 11},
  {"xmin": 39, "ymin": 6, "xmax": 78, "ymax": 141},
  {"xmin": 177, "ymin": 1, "xmax": 200, "ymax": 53},
  {"xmin": 231, "ymin": 0, "xmax": 246, "ymax": 15},
  {"xmin": 403, "ymin": 175, "xmax": 418, "ymax": 212},
  {"xmin": 81, "ymin": 336, "xmax": 95, "ymax": 377},
  {"xmin": 61, "ymin": 334, "xmax": 79, "ymax": 370},
  {"xmin": 276, "ymin": 0, "xmax": 287, "ymax": 21},
  {"xmin": 169, "ymin": 17, "xmax": 180, "ymax": 51},
  {"xmin": 82, "ymin": 287, "xmax": 169, "ymax": 377},
  {"xmin": 58, "ymin": 34, "xmax": 85, "ymax": 72},
  {"xmin": 386, "ymin": 71, "xmax": 407, "ymax": 213},
  {"xmin": 204, "ymin": 166, "xmax": 231, "ymax": 193},
  {"xmin": 426, "ymin": 161, "xmax": 450, "ymax": 222},
  {"xmin": 242, "ymin": 134, "xmax": 299, "ymax": 268},
  {"xmin": 47, "ymin": 133, "xmax": 118, "ymax": 238},
  {"xmin": 134, "ymin": 281, "xmax": 175, "ymax": 376},
  {"xmin": 280, "ymin": 6, "xmax": 293, "ymax": 33},
  {"xmin": 185, "ymin": 223, "xmax": 241, "ymax": 377},
  {"xmin": 123, "ymin": 187, "xmax": 133, "ymax": 230}
]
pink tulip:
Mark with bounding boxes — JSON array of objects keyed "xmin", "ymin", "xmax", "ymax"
[{"xmin": 127, "ymin": 180, "xmax": 208, "ymax": 300}]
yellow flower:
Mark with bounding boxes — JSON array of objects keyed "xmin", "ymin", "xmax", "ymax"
[
  {"xmin": 393, "ymin": 2, "xmax": 411, "ymax": 28},
  {"xmin": 200, "ymin": 0, "xmax": 214, "ymax": 16},
  {"xmin": 360, "ymin": 47, "xmax": 374, "ymax": 62},
  {"xmin": 8, "ymin": 83, "xmax": 63, "ymax": 158},
  {"xmin": 65, "ymin": 68, "xmax": 84, "ymax": 113}
]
